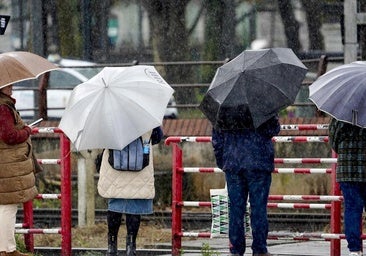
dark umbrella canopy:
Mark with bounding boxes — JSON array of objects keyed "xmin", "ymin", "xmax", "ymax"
[{"xmin": 199, "ymin": 48, "xmax": 308, "ymax": 129}]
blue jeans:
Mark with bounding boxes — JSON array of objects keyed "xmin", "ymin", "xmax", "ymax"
[
  {"xmin": 339, "ymin": 182, "xmax": 366, "ymax": 252},
  {"xmin": 225, "ymin": 169, "xmax": 272, "ymax": 255}
]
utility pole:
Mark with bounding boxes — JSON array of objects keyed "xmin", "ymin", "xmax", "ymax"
[{"xmin": 343, "ymin": 0, "xmax": 366, "ymax": 63}]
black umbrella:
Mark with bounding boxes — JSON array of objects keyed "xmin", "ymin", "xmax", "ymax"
[{"xmin": 199, "ymin": 48, "xmax": 308, "ymax": 129}]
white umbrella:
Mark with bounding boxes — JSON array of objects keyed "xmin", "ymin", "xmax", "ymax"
[{"xmin": 59, "ymin": 65, "xmax": 174, "ymax": 151}]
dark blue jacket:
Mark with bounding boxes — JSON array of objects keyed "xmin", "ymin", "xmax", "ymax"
[{"xmin": 212, "ymin": 116, "xmax": 280, "ymax": 173}]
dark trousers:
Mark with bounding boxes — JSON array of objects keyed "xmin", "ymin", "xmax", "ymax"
[
  {"xmin": 339, "ymin": 182, "xmax": 366, "ymax": 252},
  {"xmin": 225, "ymin": 169, "xmax": 271, "ymax": 255}
]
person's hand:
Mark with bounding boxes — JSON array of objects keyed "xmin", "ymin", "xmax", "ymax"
[{"xmin": 24, "ymin": 125, "xmax": 32, "ymax": 136}]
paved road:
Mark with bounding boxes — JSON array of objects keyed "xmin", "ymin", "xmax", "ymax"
[
  {"xmin": 34, "ymin": 239, "xmax": 357, "ymax": 255},
  {"xmin": 173, "ymin": 237, "xmax": 356, "ymax": 255}
]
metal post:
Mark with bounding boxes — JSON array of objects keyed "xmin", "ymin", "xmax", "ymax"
[
  {"xmin": 330, "ymin": 150, "xmax": 341, "ymax": 256},
  {"xmin": 171, "ymin": 143, "xmax": 183, "ymax": 256},
  {"xmin": 60, "ymin": 133, "xmax": 72, "ymax": 256},
  {"xmin": 23, "ymin": 201, "xmax": 34, "ymax": 252}
]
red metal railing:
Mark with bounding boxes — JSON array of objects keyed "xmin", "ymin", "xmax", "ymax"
[
  {"xmin": 165, "ymin": 124, "xmax": 345, "ymax": 256},
  {"xmin": 18, "ymin": 127, "xmax": 72, "ymax": 256}
]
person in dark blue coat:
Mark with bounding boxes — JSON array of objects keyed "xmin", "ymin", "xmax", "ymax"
[{"xmin": 212, "ymin": 115, "xmax": 280, "ymax": 256}]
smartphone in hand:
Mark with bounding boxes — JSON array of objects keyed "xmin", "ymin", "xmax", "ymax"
[{"xmin": 29, "ymin": 118, "xmax": 43, "ymax": 127}]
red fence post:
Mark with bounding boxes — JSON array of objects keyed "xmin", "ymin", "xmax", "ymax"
[
  {"xmin": 330, "ymin": 150, "xmax": 341, "ymax": 256},
  {"xmin": 23, "ymin": 201, "xmax": 34, "ymax": 252},
  {"xmin": 171, "ymin": 143, "xmax": 183, "ymax": 255},
  {"xmin": 60, "ymin": 133, "xmax": 72, "ymax": 256},
  {"xmin": 166, "ymin": 132, "xmax": 342, "ymax": 255}
]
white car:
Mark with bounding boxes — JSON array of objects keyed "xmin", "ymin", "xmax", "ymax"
[
  {"xmin": 164, "ymin": 95, "xmax": 178, "ymax": 119},
  {"xmin": 13, "ymin": 58, "xmax": 178, "ymax": 120}
]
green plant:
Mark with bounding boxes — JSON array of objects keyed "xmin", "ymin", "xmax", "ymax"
[
  {"xmin": 179, "ymin": 248, "xmax": 185, "ymax": 255},
  {"xmin": 15, "ymin": 235, "xmax": 42, "ymax": 255},
  {"xmin": 15, "ymin": 235, "xmax": 26, "ymax": 252},
  {"xmin": 200, "ymin": 242, "xmax": 221, "ymax": 256}
]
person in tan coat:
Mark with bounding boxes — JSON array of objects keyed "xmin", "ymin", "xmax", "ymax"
[
  {"xmin": 98, "ymin": 127, "xmax": 163, "ymax": 256},
  {"xmin": 0, "ymin": 84, "xmax": 38, "ymax": 256}
]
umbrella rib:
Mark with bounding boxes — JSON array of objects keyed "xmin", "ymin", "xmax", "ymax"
[{"xmin": 249, "ymin": 74, "xmax": 290, "ymax": 100}]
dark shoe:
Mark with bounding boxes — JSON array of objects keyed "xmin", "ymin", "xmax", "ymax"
[
  {"xmin": 126, "ymin": 234, "xmax": 136, "ymax": 256},
  {"xmin": 253, "ymin": 253, "xmax": 272, "ymax": 256},
  {"xmin": 106, "ymin": 234, "xmax": 118, "ymax": 256}
]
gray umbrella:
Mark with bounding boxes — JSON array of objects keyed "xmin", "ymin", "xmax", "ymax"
[
  {"xmin": 309, "ymin": 61, "xmax": 366, "ymax": 127},
  {"xmin": 199, "ymin": 48, "xmax": 308, "ymax": 129}
]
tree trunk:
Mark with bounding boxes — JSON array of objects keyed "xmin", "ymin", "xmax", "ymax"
[
  {"xmin": 56, "ymin": 0, "xmax": 83, "ymax": 58},
  {"xmin": 141, "ymin": 0, "xmax": 194, "ymax": 104},
  {"xmin": 301, "ymin": 0, "xmax": 324, "ymax": 51},
  {"xmin": 359, "ymin": 0, "xmax": 366, "ymax": 60},
  {"xmin": 91, "ymin": 0, "xmax": 111, "ymax": 62},
  {"xmin": 277, "ymin": 0, "xmax": 301, "ymax": 53},
  {"xmin": 202, "ymin": 0, "xmax": 236, "ymax": 83}
]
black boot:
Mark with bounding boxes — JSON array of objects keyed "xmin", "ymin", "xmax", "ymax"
[
  {"xmin": 106, "ymin": 234, "xmax": 118, "ymax": 256},
  {"xmin": 106, "ymin": 211, "xmax": 122, "ymax": 256},
  {"xmin": 125, "ymin": 214, "xmax": 140, "ymax": 256},
  {"xmin": 126, "ymin": 234, "xmax": 136, "ymax": 256}
]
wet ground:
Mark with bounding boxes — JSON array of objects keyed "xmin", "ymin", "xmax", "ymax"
[{"xmin": 34, "ymin": 238, "xmax": 357, "ymax": 255}]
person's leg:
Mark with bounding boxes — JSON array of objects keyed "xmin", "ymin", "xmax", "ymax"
[
  {"xmin": 247, "ymin": 170, "xmax": 271, "ymax": 255},
  {"xmin": 340, "ymin": 182, "xmax": 364, "ymax": 253},
  {"xmin": 225, "ymin": 171, "xmax": 248, "ymax": 256},
  {"xmin": 125, "ymin": 214, "xmax": 141, "ymax": 256},
  {"xmin": 106, "ymin": 210, "xmax": 122, "ymax": 256},
  {"xmin": 0, "ymin": 204, "xmax": 18, "ymax": 253}
]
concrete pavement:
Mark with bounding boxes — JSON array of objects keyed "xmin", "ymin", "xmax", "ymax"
[{"xmin": 174, "ymin": 237, "xmax": 357, "ymax": 255}]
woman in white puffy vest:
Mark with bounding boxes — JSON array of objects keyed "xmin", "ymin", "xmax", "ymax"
[{"xmin": 97, "ymin": 126, "xmax": 163, "ymax": 256}]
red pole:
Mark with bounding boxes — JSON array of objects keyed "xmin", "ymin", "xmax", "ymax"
[
  {"xmin": 23, "ymin": 201, "xmax": 34, "ymax": 252},
  {"xmin": 171, "ymin": 143, "xmax": 183, "ymax": 256},
  {"xmin": 330, "ymin": 150, "xmax": 341, "ymax": 256},
  {"xmin": 23, "ymin": 128, "xmax": 35, "ymax": 251},
  {"xmin": 60, "ymin": 133, "xmax": 72, "ymax": 256}
]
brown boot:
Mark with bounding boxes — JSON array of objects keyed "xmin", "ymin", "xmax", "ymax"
[{"xmin": 4, "ymin": 251, "xmax": 30, "ymax": 256}]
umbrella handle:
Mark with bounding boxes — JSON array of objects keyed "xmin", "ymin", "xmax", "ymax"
[{"xmin": 352, "ymin": 110, "xmax": 358, "ymax": 126}]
